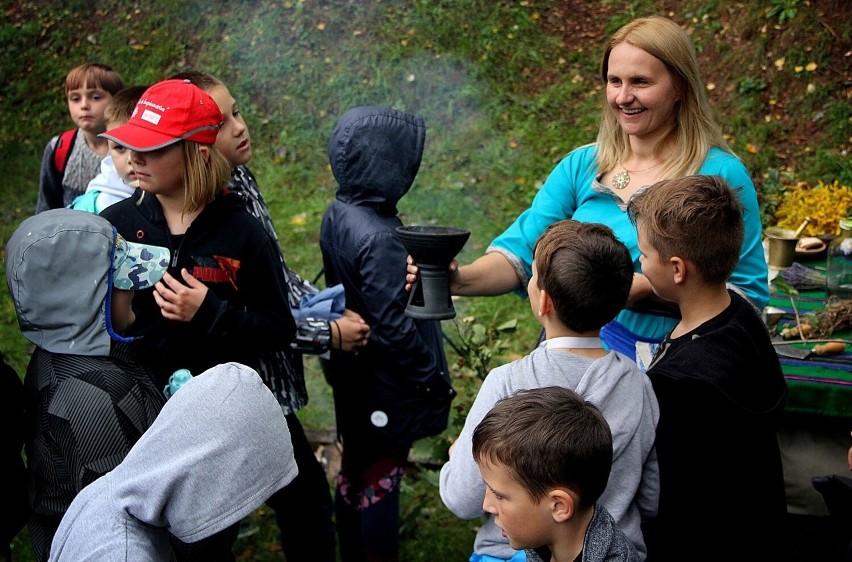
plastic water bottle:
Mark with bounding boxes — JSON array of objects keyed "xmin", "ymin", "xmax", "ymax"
[
  {"xmin": 163, "ymin": 368, "xmax": 192, "ymax": 398},
  {"xmin": 826, "ymin": 218, "xmax": 852, "ymax": 301}
]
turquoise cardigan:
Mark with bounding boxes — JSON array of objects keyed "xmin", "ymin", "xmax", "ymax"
[{"xmin": 489, "ymin": 144, "xmax": 769, "ymax": 343}]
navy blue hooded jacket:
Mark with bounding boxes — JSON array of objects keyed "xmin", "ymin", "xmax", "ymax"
[{"xmin": 319, "ymin": 106, "xmax": 454, "ymax": 447}]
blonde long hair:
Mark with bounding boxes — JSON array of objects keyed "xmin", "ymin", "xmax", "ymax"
[
  {"xmin": 181, "ymin": 141, "xmax": 232, "ymax": 214},
  {"xmin": 596, "ymin": 16, "xmax": 734, "ymax": 178}
]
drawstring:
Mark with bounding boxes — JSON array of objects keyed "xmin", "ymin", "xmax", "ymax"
[{"xmin": 105, "ymin": 226, "xmax": 136, "ymax": 344}]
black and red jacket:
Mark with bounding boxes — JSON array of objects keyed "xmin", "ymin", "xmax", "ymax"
[{"xmin": 101, "ymin": 189, "xmax": 296, "ymax": 385}]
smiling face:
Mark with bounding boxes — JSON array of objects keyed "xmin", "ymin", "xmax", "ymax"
[
  {"xmin": 207, "ymin": 85, "xmax": 252, "ymax": 166},
  {"xmin": 479, "ymin": 459, "xmax": 553, "ymax": 551},
  {"xmin": 606, "ymin": 43, "xmax": 680, "ymax": 144},
  {"xmin": 66, "ymin": 81, "xmax": 112, "ymax": 134}
]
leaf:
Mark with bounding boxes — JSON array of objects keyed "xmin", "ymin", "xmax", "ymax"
[
  {"xmin": 771, "ymin": 275, "xmax": 799, "ymax": 296},
  {"xmin": 495, "ymin": 319, "xmax": 518, "ymax": 331}
]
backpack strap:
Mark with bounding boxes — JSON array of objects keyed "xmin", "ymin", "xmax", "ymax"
[{"xmin": 53, "ymin": 128, "xmax": 78, "ymax": 174}]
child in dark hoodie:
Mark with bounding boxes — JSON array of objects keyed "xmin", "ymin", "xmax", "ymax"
[{"xmin": 319, "ymin": 106, "xmax": 455, "ymax": 562}]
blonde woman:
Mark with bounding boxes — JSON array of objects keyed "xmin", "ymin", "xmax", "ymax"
[{"xmin": 407, "ymin": 16, "xmax": 768, "ymax": 362}]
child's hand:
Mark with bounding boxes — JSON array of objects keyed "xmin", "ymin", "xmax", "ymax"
[
  {"xmin": 332, "ymin": 311, "xmax": 371, "ymax": 353},
  {"xmin": 447, "ymin": 438, "xmax": 457, "ymax": 457},
  {"xmin": 153, "ymin": 269, "xmax": 208, "ymax": 322}
]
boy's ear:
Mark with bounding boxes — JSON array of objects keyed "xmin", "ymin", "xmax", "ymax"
[
  {"xmin": 538, "ymin": 289, "xmax": 554, "ymax": 318},
  {"xmin": 549, "ymin": 488, "xmax": 577, "ymax": 523},
  {"xmin": 538, "ymin": 289, "xmax": 553, "ymax": 317},
  {"xmin": 670, "ymin": 256, "xmax": 687, "ymax": 285}
]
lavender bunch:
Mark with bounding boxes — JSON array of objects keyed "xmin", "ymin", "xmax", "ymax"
[{"xmin": 779, "ymin": 262, "xmax": 826, "ymax": 291}]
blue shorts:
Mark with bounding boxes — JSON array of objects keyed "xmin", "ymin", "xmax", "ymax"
[{"xmin": 600, "ymin": 319, "xmax": 661, "ymax": 363}]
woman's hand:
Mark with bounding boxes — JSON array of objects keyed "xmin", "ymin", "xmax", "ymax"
[
  {"xmin": 405, "ymin": 255, "xmax": 460, "ymax": 293},
  {"xmin": 153, "ymin": 269, "xmax": 207, "ymax": 322},
  {"xmin": 331, "ymin": 309, "xmax": 371, "ymax": 353},
  {"xmin": 404, "ymin": 255, "xmax": 418, "ymax": 292}
]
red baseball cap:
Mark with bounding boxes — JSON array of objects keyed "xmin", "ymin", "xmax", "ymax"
[{"xmin": 100, "ymin": 79, "xmax": 222, "ymax": 152}]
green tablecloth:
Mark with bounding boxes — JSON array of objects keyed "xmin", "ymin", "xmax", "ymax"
[{"xmin": 767, "ymin": 265, "xmax": 852, "ymax": 419}]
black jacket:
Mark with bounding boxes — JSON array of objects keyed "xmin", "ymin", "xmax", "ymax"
[
  {"xmin": 319, "ymin": 106, "xmax": 454, "ymax": 448},
  {"xmin": 101, "ymin": 190, "xmax": 296, "ymax": 384}
]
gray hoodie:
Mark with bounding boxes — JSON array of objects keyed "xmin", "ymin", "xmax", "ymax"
[
  {"xmin": 48, "ymin": 362, "xmax": 298, "ymax": 561},
  {"xmin": 439, "ymin": 345, "xmax": 659, "ymax": 560},
  {"xmin": 5, "ymin": 209, "xmax": 168, "ymax": 355}
]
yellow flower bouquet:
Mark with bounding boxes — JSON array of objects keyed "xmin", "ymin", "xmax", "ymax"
[{"xmin": 775, "ymin": 180, "xmax": 852, "ymax": 236}]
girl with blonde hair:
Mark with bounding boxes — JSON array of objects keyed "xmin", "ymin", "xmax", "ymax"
[{"xmin": 100, "ymin": 79, "xmax": 298, "ymax": 559}]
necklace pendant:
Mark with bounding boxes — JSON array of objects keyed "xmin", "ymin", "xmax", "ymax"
[{"xmin": 612, "ymin": 170, "xmax": 630, "ymax": 190}]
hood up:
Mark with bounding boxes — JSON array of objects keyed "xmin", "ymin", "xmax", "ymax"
[
  {"xmin": 6, "ymin": 209, "xmax": 117, "ymax": 356},
  {"xmin": 6, "ymin": 209, "xmax": 169, "ymax": 356},
  {"xmin": 328, "ymin": 105, "xmax": 426, "ymax": 212},
  {"xmin": 110, "ymin": 362, "xmax": 296, "ymax": 541},
  {"xmin": 49, "ymin": 363, "xmax": 298, "ymax": 560}
]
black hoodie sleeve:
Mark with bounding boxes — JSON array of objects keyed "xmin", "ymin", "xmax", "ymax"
[{"xmin": 355, "ymin": 228, "xmax": 444, "ymax": 384}]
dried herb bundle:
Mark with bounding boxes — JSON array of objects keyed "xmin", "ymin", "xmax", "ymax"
[
  {"xmin": 813, "ymin": 299, "xmax": 852, "ymax": 337},
  {"xmin": 779, "ymin": 262, "xmax": 826, "ymax": 290}
]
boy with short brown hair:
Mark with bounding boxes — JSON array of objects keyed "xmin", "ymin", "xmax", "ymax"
[
  {"xmin": 37, "ymin": 62, "xmax": 124, "ymax": 213},
  {"xmin": 473, "ymin": 386, "xmax": 637, "ymax": 562},
  {"xmin": 440, "ymin": 219, "xmax": 658, "ymax": 562},
  {"xmin": 628, "ymin": 175, "xmax": 787, "ymax": 561}
]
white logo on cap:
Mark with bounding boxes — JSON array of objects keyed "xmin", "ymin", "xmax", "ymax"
[
  {"xmin": 370, "ymin": 410, "xmax": 388, "ymax": 427},
  {"xmin": 141, "ymin": 109, "xmax": 162, "ymax": 126}
]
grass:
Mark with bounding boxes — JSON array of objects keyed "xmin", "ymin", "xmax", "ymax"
[{"xmin": 2, "ymin": 1, "xmax": 850, "ymax": 559}]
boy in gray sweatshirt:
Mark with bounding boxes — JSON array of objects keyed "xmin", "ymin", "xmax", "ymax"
[{"xmin": 439, "ymin": 219, "xmax": 659, "ymax": 561}]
